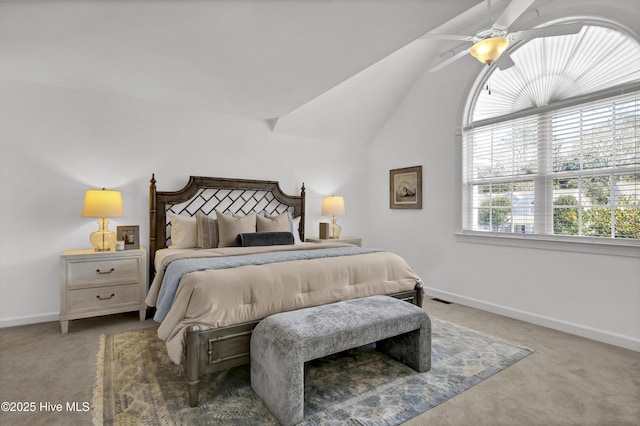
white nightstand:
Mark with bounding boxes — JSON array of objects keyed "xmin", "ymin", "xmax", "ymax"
[
  {"xmin": 59, "ymin": 247, "xmax": 147, "ymax": 333},
  {"xmin": 306, "ymin": 236, "xmax": 362, "ymax": 247}
]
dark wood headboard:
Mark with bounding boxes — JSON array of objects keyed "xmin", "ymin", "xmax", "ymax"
[{"xmin": 149, "ymin": 174, "xmax": 306, "ymax": 280}]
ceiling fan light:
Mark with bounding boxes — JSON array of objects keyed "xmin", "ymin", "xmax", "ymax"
[{"xmin": 470, "ymin": 37, "xmax": 510, "ymax": 65}]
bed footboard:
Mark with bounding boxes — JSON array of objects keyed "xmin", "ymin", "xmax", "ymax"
[{"xmin": 183, "ymin": 281, "xmax": 425, "ymax": 407}]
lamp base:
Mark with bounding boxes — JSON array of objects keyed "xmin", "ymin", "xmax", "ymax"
[
  {"xmin": 89, "ymin": 218, "xmax": 116, "ymax": 251},
  {"xmin": 329, "ymin": 216, "xmax": 342, "ymax": 239}
]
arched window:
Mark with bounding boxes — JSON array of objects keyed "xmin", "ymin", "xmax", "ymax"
[{"xmin": 462, "ymin": 19, "xmax": 640, "ymax": 243}]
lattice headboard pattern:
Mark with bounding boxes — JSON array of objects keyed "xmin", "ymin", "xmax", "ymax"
[
  {"xmin": 164, "ymin": 188, "xmax": 295, "ymax": 246},
  {"xmin": 149, "ymin": 174, "xmax": 305, "ymax": 279}
]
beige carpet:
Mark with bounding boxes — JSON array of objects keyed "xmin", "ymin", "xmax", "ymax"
[{"xmin": 1, "ymin": 299, "xmax": 638, "ymax": 425}]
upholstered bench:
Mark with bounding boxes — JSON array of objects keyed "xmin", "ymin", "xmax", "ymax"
[{"xmin": 250, "ymin": 295, "xmax": 431, "ymax": 426}]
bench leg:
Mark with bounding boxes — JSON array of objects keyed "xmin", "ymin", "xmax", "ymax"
[
  {"xmin": 377, "ymin": 322, "xmax": 431, "ymax": 373},
  {"xmin": 251, "ymin": 350, "xmax": 304, "ymax": 425}
]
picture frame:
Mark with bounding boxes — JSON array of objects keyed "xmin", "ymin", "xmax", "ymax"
[
  {"xmin": 116, "ymin": 225, "xmax": 140, "ymax": 250},
  {"xmin": 390, "ymin": 165, "xmax": 422, "ymax": 209}
]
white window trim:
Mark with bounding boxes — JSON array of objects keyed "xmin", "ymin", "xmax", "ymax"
[
  {"xmin": 455, "ymin": 230, "xmax": 639, "ymax": 258},
  {"xmin": 461, "ymin": 89, "xmax": 640, "ymax": 247},
  {"xmin": 459, "ymin": 19, "xmax": 640, "ymax": 252}
]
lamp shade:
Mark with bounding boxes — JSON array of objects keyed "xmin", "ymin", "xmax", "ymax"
[
  {"xmin": 322, "ymin": 196, "xmax": 346, "ymax": 216},
  {"xmin": 470, "ymin": 37, "xmax": 510, "ymax": 65},
  {"xmin": 82, "ymin": 189, "xmax": 124, "ymax": 218}
]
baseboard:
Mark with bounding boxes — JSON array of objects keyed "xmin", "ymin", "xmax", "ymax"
[
  {"xmin": 0, "ymin": 312, "xmax": 59, "ymax": 329},
  {"xmin": 4, "ymin": 293, "xmax": 639, "ymax": 352},
  {"xmin": 425, "ymin": 287, "xmax": 640, "ymax": 352}
]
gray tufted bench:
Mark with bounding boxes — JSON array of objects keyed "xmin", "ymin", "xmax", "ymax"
[{"xmin": 250, "ymin": 295, "xmax": 431, "ymax": 426}]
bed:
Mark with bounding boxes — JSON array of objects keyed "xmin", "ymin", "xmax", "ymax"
[{"xmin": 146, "ymin": 174, "xmax": 424, "ymax": 406}]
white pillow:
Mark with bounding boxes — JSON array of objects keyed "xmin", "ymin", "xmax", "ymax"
[
  {"xmin": 257, "ymin": 211, "xmax": 290, "ymax": 233},
  {"xmin": 291, "ymin": 216, "xmax": 302, "ymax": 245},
  {"xmin": 216, "ymin": 211, "xmax": 257, "ymax": 247},
  {"xmin": 259, "ymin": 210, "xmax": 303, "ymax": 244},
  {"xmin": 169, "ymin": 214, "xmax": 197, "ymax": 248}
]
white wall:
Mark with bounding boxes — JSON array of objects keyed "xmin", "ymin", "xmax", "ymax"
[
  {"xmin": 0, "ymin": 80, "xmax": 369, "ymax": 326},
  {"xmin": 1, "ymin": 0, "xmax": 638, "ymax": 353},
  {"xmin": 365, "ymin": 3, "xmax": 640, "ymax": 351}
]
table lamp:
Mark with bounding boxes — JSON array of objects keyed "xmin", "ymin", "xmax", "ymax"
[
  {"xmin": 322, "ymin": 195, "xmax": 346, "ymax": 239},
  {"xmin": 82, "ymin": 188, "xmax": 124, "ymax": 251}
]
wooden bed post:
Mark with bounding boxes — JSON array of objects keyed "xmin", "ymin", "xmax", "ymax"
[
  {"xmin": 415, "ymin": 280, "xmax": 424, "ymax": 308},
  {"xmin": 149, "ymin": 174, "xmax": 157, "ymax": 283},
  {"xmin": 186, "ymin": 325, "xmax": 201, "ymax": 407},
  {"xmin": 300, "ymin": 182, "xmax": 306, "ymax": 241}
]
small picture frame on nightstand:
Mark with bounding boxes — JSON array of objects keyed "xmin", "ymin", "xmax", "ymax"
[{"xmin": 117, "ymin": 225, "xmax": 140, "ymax": 250}]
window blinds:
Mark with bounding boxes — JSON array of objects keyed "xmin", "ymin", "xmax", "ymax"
[
  {"xmin": 463, "ymin": 91, "xmax": 639, "ymax": 238},
  {"xmin": 472, "ymin": 25, "xmax": 640, "ymax": 122}
]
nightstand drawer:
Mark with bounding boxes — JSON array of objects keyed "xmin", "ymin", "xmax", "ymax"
[
  {"xmin": 67, "ymin": 258, "xmax": 140, "ymax": 286},
  {"xmin": 66, "ymin": 283, "xmax": 141, "ymax": 314},
  {"xmin": 60, "ymin": 247, "xmax": 147, "ymax": 332}
]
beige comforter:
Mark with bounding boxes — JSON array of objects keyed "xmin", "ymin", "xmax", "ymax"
[{"xmin": 147, "ymin": 243, "xmax": 422, "ymax": 364}]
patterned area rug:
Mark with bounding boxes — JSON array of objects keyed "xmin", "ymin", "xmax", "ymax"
[{"xmin": 93, "ymin": 317, "xmax": 532, "ymax": 425}]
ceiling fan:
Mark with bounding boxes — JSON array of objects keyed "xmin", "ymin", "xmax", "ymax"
[{"xmin": 422, "ymin": 0, "xmax": 583, "ymax": 72}]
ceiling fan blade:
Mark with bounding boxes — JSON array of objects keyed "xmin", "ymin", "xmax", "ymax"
[
  {"xmin": 510, "ymin": 22, "xmax": 584, "ymax": 41},
  {"xmin": 427, "ymin": 47, "xmax": 472, "ymax": 72},
  {"xmin": 495, "ymin": 51, "xmax": 515, "ymax": 70},
  {"xmin": 420, "ymin": 34, "xmax": 474, "ymax": 41},
  {"xmin": 493, "ymin": 0, "xmax": 535, "ymax": 29}
]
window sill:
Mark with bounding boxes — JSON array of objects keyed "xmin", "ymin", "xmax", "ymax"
[{"xmin": 455, "ymin": 231, "xmax": 640, "ymax": 258}]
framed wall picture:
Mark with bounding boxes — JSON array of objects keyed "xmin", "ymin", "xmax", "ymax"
[
  {"xmin": 116, "ymin": 225, "xmax": 140, "ymax": 250},
  {"xmin": 390, "ymin": 166, "xmax": 422, "ymax": 209}
]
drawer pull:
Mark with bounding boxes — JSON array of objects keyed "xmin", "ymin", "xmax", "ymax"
[
  {"xmin": 96, "ymin": 293, "xmax": 115, "ymax": 301},
  {"xmin": 96, "ymin": 268, "xmax": 115, "ymax": 275}
]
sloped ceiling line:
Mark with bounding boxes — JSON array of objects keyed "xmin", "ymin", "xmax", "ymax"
[
  {"xmin": 0, "ymin": 0, "xmax": 483, "ymax": 144},
  {"xmin": 270, "ymin": 0, "xmax": 495, "ymax": 144}
]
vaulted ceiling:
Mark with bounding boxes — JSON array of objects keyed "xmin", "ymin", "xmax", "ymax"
[{"xmin": 4, "ymin": 1, "xmax": 624, "ymax": 144}]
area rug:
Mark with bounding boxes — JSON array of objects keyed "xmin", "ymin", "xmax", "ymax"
[{"xmin": 93, "ymin": 317, "xmax": 532, "ymax": 425}]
